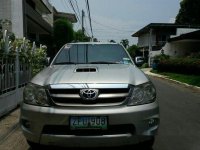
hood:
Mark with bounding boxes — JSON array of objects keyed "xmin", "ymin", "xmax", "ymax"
[{"xmin": 31, "ymin": 64, "xmax": 149, "ymax": 86}]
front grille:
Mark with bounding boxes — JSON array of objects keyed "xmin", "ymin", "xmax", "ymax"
[
  {"xmin": 52, "ymin": 97, "xmax": 126, "ymax": 105},
  {"xmin": 48, "ymin": 84, "xmax": 130, "ymax": 106},
  {"xmin": 42, "ymin": 124, "xmax": 135, "ymax": 136}
]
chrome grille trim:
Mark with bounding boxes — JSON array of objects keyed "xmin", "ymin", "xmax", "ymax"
[
  {"xmin": 48, "ymin": 84, "xmax": 130, "ymax": 106},
  {"xmin": 51, "ymin": 93, "xmax": 129, "ymax": 99},
  {"xmin": 49, "ymin": 84, "xmax": 129, "ymax": 89},
  {"xmin": 51, "ymin": 94, "xmax": 80, "ymax": 98}
]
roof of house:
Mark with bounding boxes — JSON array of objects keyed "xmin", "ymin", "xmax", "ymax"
[
  {"xmin": 53, "ymin": 7, "xmax": 77, "ymax": 23},
  {"xmin": 32, "ymin": 0, "xmax": 52, "ymax": 14},
  {"xmin": 168, "ymin": 29, "xmax": 200, "ymax": 42},
  {"xmin": 132, "ymin": 23, "xmax": 200, "ymax": 37}
]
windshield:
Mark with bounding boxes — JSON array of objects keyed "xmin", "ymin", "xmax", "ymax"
[{"xmin": 53, "ymin": 44, "xmax": 132, "ymax": 65}]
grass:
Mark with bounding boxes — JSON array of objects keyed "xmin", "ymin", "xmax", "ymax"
[{"xmin": 151, "ymin": 70, "xmax": 200, "ymax": 87}]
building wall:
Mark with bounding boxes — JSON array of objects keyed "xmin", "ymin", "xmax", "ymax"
[
  {"xmin": 1, "ymin": 0, "xmax": 53, "ymax": 38},
  {"xmin": 42, "ymin": 0, "xmax": 53, "ymax": 27},
  {"xmin": 0, "ymin": 0, "xmax": 12, "ymax": 32},
  {"xmin": 137, "ymin": 33, "xmax": 156, "ymax": 47},
  {"xmin": 163, "ymin": 40, "xmax": 200, "ymax": 57},
  {"xmin": 176, "ymin": 28, "xmax": 199, "ymax": 37},
  {"xmin": 11, "ymin": 0, "xmax": 24, "ymax": 38},
  {"xmin": 0, "ymin": 0, "xmax": 11, "ymax": 20}
]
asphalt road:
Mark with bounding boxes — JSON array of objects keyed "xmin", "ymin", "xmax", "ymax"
[
  {"xmin": 151, "ymin": 76, "xmax": 200, "ymax": 150},
  {"xmin": 0, "ymin": 76, "xmax": 200, "ymax": 150}
]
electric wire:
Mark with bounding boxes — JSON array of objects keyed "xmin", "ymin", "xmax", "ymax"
[
  {"xmin": 74, "ymin": 0, "xmax": 82, "ymax": 21},
  {"xmin": 68, "ymin": 0, "xmax": 81, "ymax": 23},
  {"xmin": 91, "ymin": 18, "xmax": 134, "ymax": 32}
]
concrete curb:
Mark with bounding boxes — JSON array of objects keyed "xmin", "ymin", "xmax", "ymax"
[{"xmin": 143, "ymin": 69, "xmax": 200, "ymax": 91}]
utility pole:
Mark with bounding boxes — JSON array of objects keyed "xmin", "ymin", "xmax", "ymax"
[
  {"xmin": 82, "ymin": 10, "xmax": 85, "ymax": 34},
  {"xmin": 148, "ymin": 28, "xmax": 153, "ymax": 67}
]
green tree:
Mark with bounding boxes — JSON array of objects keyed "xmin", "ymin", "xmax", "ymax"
[
  {"xmin": 120, "ymin": 39, "xmax": 129, "ymax": 48},
  {"xmin": 127, "ymin": 44, "xmax": 141, "ymax": 58},
  {"xmin": 53, "ymin": 18, "xmax": 74, "ymax": 50},
  {"xmin": 75, "ymin": 30, "xmax": 91, "ymax": 42},
  {"xmin": 176, "ymin": 0, "xmax": 200, "ymax": 25}
]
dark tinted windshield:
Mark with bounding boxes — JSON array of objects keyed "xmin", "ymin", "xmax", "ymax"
[{"xmin": 53, "ymin": 44, "xmax": 132, "ymax": 65}]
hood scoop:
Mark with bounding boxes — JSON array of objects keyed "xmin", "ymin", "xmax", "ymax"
[{"xmin": 75, "ymin": 67, "xmax": 97, "ymax": 72}]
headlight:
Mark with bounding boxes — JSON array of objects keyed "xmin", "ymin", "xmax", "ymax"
[
  {"xmin": 23, "ymin": 83, "xmax": 49, "ymax": 106},
  {"xmin": 128, "ymin": 82, "xmax": 156, "ymax": 106}
]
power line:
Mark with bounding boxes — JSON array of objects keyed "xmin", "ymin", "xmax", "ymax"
[
  {"xmin": 85, "ymin": 0, "xmax": 93, "ymax": 39},
  {"xmin": 84, "ymin": 15, "xmax": 91, "ymax": 37},
  {"xmin": 68, "ymin": 0, "xmax": 81, "ymax": 23},
  {"xmin": 86, "ymin": 28, "xmax": 133, "ymax": 34},
  {"xmin": 91, "ymin": 18, "xmax": 135, "ymax": 32},
  {"xmin": 74, "ymin": 0, "xmax": 81, "ymax": 21},
  {"xmin": 62, "ymin": 0, "xmax": 81, "ymax": 28},
  {"xmin": 61, "ymin": 0, "xmax": 72, "ymax": 13}
]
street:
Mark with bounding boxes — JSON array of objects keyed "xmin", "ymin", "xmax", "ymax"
[
  {"xmin": 0, "ymin": 76, "xmax": 200, "ymax": 150},
  {"xmin": 152, "ymin": 76, "xmax": 200, "ymax": 150}
]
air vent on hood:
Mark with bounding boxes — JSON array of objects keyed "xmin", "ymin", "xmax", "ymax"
[{"xmin": 75, "ymin": 67, "xmax": 97, "ymax": 72}]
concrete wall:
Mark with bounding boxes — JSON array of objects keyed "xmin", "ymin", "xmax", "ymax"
[
  {"xmin": 149, "ymin": 50, "xmax": 162, "ymax": 58},
  {"xmin": 163, "ymin": 40, "xmax": 200, "ymax": 57},
  {"xmin": 0, "ymin": 88, "xmax": 23, "ymax": 118},
  {"xmin": 11, "ymin": 0, "xmax": 24, "ymax": 38},
  {"xmin": 176, "ymin": 28, "xmax": 199, "ymax": 37}
]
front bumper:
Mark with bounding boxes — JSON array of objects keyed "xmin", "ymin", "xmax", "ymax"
[{"xmin": 20, "ymin": 102, "xmax": 159, "ymax": 148}]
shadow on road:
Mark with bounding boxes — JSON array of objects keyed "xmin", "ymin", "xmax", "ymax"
[{"xmin": 28, "ymin": 144, "xmax": 153, "ymax": 150}]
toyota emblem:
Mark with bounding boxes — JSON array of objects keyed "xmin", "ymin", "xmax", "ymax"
[{"xmin": 80, "ymin": 89, "xmax": 99, "ymax": 100}]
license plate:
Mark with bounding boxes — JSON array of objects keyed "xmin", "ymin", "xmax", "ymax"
[{"xmin": 70, "ymin": 116, "xmax": 108, "ymax": 130}]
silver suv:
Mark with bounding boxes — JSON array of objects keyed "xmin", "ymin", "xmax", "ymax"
[{"xmin": 20, "ymin": 43, "xmax": 159, "ymax": 148}]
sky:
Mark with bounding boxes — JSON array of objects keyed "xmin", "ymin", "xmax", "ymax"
[{"xmin": 49, "ymin": 0, "xmax": 181, "ymax": 45}]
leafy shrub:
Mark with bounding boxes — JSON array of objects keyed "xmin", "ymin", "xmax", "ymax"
[
  {"xmin": 32, "ymin": 46, "xmax": 47, "ymax": 75},
  {"xmin": 157, "ymin": 57, "xmax": 200, "ymax": 75},
  {"xmin": 141, "ymin": 63, "xmax": 149, "ymax": 68},
  {"xmin": 154, "ymin": 54, "xmax": 170, "ymax": 61},
  {"xmin": 0, "ymin": 35, "xmax": 47, "ymax": 76}
]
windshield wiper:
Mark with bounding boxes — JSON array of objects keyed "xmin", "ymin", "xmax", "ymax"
[{"xmin": 89, "ymin": 61, "xmax": 118, "ymax": 64}]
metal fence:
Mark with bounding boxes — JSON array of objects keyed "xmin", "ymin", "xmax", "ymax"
[
  {"xmin": 0, "ymin": 30, "xmax": 38, "ymax": 117},
  {"xmin": 0, "ymin": 31, "xmax": 33, "ymax": 95},
  {"xmin": 0, "ymin": 57, "xmax": 16, "ymax": 94}
]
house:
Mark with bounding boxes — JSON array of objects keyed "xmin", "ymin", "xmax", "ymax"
[
  {"xmin": 163, "ymin": 29, "xmax": 200, "ymax": 57},
  {"xmin": 0, "ymin": 0, "xmax": 77, "ymax": 47},
  {"xmin": 132, "ymin": 23, "xmax": 200, "ymax": 65},
  {"xmin": 53, "ymin": 7, "xmax": 77, "ymax": 23},
  {"xmin": 0, "ymin": 0, "xmax": 53, "ymax": 42}
]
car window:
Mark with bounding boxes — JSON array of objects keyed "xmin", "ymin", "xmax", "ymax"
[
  {"xmin": 87, "ymin": 44, "xmax": 131, "ymax": 64},
  {"xmin": 53, "ymin": 44, "xmax": 132, "ymax": 65},
  {"xmin": 54, "ymin": 44, "xmax": 86, "ymax": 64}
]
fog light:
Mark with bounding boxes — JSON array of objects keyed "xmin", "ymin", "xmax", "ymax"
[{"xmin": 148, "ymin": 118, "xmax": 159, "ymax": 127}]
